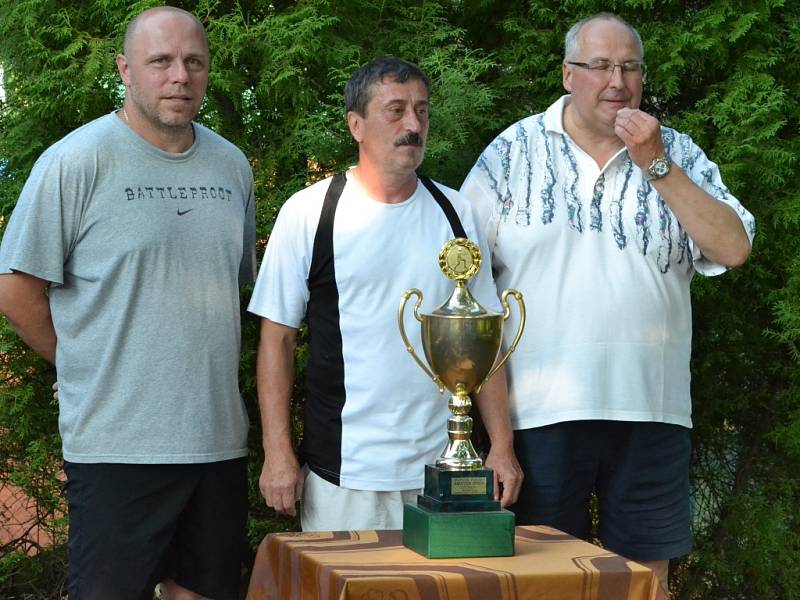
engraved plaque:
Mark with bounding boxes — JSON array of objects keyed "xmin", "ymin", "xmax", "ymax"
[{"xmin": 451, "ymin": 477, "xmax": 487, "ymax": 496}]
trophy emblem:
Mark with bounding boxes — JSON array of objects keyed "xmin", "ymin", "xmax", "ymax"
[{"xmin": 398, "ymin": 238, "xmax": 525, "ymax": 558}]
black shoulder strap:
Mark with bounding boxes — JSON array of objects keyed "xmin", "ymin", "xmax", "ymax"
[
  {"xmin": 419, "ymin": 175, "xmax": 467, "ymax": 239},
  {"xmin": 308, "ymin": 171, "xmax": 346, "ymax": 286}
]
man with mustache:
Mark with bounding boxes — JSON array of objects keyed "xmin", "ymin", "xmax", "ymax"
[
  {"xmin": 0, "ymin": 7, "xmax": 255, "ymax": 600},
  {"xmin": 460, "ymin": 13, "xmax": 754, "ymax": 595},
  {"xmin": 248, "ymin": 57, "xmax": 522, "ymax": 531}
]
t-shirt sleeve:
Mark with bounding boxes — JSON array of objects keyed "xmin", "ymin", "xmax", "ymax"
[
  {"xmin": 0, "ymin": 148, "xmax": 85, "ymax": 285},
  {"xmin": 239, "ymin": 182, "xmax": 257, "ymax": 286},
  {"xmin": 460, "ymin": 148, "xmax": 503, "ymax": 259},
  {"xmin": 246, "ymin": 195, "xmax": 313, "ymax": 328},
  {"xmin": 673, "ymin": 132, "xmax": 756, "ymax": 276}
]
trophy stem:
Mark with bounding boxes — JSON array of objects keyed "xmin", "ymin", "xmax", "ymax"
[{"xmin": 435, "ymin": 390, "xmax": 483, "ymax": 470}]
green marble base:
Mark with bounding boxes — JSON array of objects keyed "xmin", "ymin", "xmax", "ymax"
[{"xmin": 402, "ymin": 503, "xmax": 515, "ymax": 558}]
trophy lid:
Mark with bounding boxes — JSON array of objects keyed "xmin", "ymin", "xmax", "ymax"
[{"xmin": 431, "ymin": 238, "xmax": 497, "ymax": 317}]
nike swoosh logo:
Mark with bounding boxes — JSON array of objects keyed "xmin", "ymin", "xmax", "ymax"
[{"xmin": 177, "ymin": 208, "xmax": 194, "ymax": 216}]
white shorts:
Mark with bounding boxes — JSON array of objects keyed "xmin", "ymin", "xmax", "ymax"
[{"xmin": 300, "ymin": 468, "xmax": 420, "ymax": 531}]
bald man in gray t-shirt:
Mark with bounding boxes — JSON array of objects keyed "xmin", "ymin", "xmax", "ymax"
[{"xmin": 0, "ymin": 7, "xmax": 255, "ymax": 600}]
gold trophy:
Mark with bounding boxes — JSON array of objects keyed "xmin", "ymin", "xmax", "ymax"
[{"xmin": 398, "ymin": 238, "xmax": 525, "ymax": 558}]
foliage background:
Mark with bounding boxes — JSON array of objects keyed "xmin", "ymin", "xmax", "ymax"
[{"xmin": 0, "ymin": 0, "xmax": 798, "ymax": 598}]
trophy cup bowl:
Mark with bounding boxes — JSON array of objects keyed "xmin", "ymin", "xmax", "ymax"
[
  {"xmin": 422, "ymin": 311, "xmax": 503, "ymax": 396},
  {"xmin": 398, "ymin": 238, "xmax": 525, "ymax": 471},
  {"xmin": 398, "ymin": 238, "xmax": 525, "ymax": 559}
]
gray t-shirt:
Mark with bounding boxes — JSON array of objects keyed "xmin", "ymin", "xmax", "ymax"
[{"xmin": 0, "ymin": 113, "xmax": 256, "ymax": 463}]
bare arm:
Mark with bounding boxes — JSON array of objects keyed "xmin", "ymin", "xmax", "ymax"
[
  {"xmin": 256, "ymin": 318, "xmax": 303, "ymax": 516},
  {"xmin": 0, "ymin": 272, "xmax": 56, "ymax": 364},
  {"xmin": 474, "ymin": 365, "xmax": 523, "ymax": 507},
  {"xmin": 615, "ymin": 108, "xmax": 751, "ymax": 268}
]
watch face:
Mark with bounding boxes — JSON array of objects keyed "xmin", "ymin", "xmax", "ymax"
[{"xmin": 648, "ymin": 157, "xmax": 671, "ymax": 180}]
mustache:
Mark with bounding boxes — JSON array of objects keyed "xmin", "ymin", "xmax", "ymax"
[{"xmin": 394, "ymin": 133, "xmax": 424, "ymax": 147}]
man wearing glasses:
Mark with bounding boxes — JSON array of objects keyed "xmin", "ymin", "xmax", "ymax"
[{"xmin": 460, "ymin": 13, "xmax": 754, "ymax": 594}]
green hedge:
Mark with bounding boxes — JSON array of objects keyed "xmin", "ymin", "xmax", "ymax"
[{"xmin": 1, "ymin": 1, "xmax": 799, "ymax": 597}]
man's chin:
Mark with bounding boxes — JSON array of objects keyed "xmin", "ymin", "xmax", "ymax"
[
  {"xmin": 158, "ymin": 114, "xmax": 196, "ymax": 130},
  {"xmin": 406, "ymin": 145, "xmax": 426, "ymax": 159},
  {"xmin": 390, "ymin": 156, "xmax": 425, "ymax": 177}
]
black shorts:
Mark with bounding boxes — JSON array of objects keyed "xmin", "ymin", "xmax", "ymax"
[
  {"xmin": 511, "ymin": 420, "xmax": 692, "ymax": 561},
  {"xmin": 64, "ymin": 458, "xmax": 248, "ymax": 600}
]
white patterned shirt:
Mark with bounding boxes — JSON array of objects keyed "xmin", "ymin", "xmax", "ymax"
[{"xmin": 460, "ymin": 95, "xmax": 755, "ymax": 429}]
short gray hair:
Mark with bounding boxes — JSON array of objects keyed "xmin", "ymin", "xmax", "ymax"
[{"xmin": 564, "ymin": 13, "xmax": 643, "ymax": 61}]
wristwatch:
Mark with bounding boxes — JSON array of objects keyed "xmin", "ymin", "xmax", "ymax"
[{"xmin": 644, "ymin": 156, "xmax": 672, "ymax": 181}]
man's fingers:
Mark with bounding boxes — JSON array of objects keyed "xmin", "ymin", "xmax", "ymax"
[
  {"xmin": 496, "ymin": 472, "xmax": 521, "ymax": 507},
  {"xmin": 259, "ymin": 455, "xmax": 302, "ymax": 516},
  {"xmin": 501, "ymin": 474, "xmax": 522, "ymax": 507},
  {"xmin": 614, "ymin": 108, "xmax": 666, "ymax": 169},
  {"xmin": 262, "ymin": 483, "xmax": 297, "ymax": 515},
  {"xmin": 615, "ymin": 113, "xmax": 646, "ymax": 139},
  {"xmin": 614, "ymin": 122, "xmax": 634, "ymax": 142},
  {"xmin": 279, "ymin": 488, "xmax": 298, "ymax": 516},
  {"xmin": 615, "ymin": 108, "xmax": 656, "ymax": 137}
]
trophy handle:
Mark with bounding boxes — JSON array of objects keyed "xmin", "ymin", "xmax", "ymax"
[
  {"xmin": 398, "ymin": 289, "xmax": 446, "ymax": 393},
  {"xmin": 476, "ymin": 289, "xmax": 526, "ymax": 394}
]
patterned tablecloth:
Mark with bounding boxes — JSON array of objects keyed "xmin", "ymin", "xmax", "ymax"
[{"xmin": 246, "ymin": 525, "xmax": 662, "ymax": 600}]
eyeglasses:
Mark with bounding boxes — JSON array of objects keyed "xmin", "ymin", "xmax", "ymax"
[{"xmin": 566, "ymin": 59, "xmax": 646, "ymax": 79}]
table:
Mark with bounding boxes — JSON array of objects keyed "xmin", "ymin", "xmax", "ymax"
[{"xmin": 246, "ymin": 525, "xmax": 663, "ymax": 600}]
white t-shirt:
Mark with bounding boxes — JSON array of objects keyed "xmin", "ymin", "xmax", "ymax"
[
  {"xmin": 248, "ymin": 170, "xmax": 501, "ymax": 490},
  {"xmin": 460, "ymin": 96, "xmax": 755, "ymax": 430}
]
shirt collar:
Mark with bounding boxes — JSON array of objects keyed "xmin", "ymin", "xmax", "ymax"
[
  {"xmin": 543, "ymin": 94, "xmax": 629, "ymax": 169},
  {"xmin": 543, "ymin": 94, "xmax": 571, "ymax": 135}
]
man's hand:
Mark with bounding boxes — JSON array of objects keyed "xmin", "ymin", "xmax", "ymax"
[
  {"xmin": 260, "ymin": 448, "xmax": 303, "ymax": 516},
  {"xmin": 473, "ymin": 365, "xmax": 523, "ymax": 508},
  {"xmin": 614, "ymin": 108, "xmax": 751, "ymax": 267},
  {"xmin": 613, "ymin": 107, "xmax": 664, "ymax": 169},
  {"xmin": 484, "ymin": 443, "xmax": 523, "ymax": 508}
]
